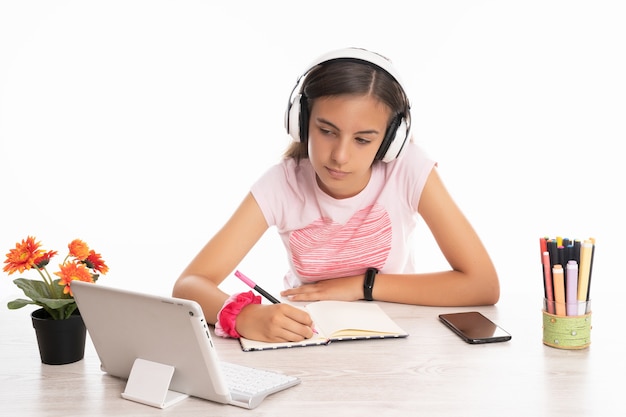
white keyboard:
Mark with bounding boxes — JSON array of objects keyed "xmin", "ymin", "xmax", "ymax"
[{"xmin": 220, "ymin": 361, "xmax": 300, "ymax": 408}]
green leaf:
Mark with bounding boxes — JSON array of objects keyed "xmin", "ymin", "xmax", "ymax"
[
  {"xmin": 12, "ymin": 278, "xmax": 56, "ymax": 299},
  {"xmin": 9, "ymin": 278, "xmax": 76, "ymax": 319},
  {"xmin": 61, "ymin": 304, "xmax": 78, "ymax": 319},
  {"xmin": 35, "ymin": 297, "xmax": 76, "ymax": 309},
  {"xmin": 7, "ymin": 298, "xmax": 36, "ymax": 309}
]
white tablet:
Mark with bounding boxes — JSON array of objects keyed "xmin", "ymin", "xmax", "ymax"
[{"xmin": 72, "ymin": 281, "xmax": 299, "ymax": 409}]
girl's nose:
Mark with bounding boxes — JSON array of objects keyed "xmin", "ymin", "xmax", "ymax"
[{"xmin": 331, "ymin": 137, "xmax": 350, "ymax": 164}]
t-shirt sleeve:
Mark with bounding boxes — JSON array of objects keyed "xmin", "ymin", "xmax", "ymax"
[
  {"xmin": 250, "ymin": 160, "xmax": 305, "ymax": 229},
  {"xmin": 392, "ymin": 142, "xmax": 437, "ymax": 210},
  {"xmin": 250, "ymin": 164, "xmax": 284, "ymax": 228}
]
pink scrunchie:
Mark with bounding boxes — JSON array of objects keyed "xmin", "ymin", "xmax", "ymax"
[{"xmin": 215, "ymin": 291, "xmax": 261, "ymax": 338}]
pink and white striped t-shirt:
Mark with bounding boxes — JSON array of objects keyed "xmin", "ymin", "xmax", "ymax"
[{"xmin": 251, "ymin": 142, "xmax": 436, "ymax": 288}]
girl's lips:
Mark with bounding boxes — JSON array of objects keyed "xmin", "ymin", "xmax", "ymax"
[{"xmin": 326, "ymin": 167, "xmax": 349, "ymax": 179}]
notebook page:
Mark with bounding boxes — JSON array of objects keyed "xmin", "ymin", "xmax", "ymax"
[{"xmin": 306, "ymin": 301, "xmax": 407, "ymax": 338}]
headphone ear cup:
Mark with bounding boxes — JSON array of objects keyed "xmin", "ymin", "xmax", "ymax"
[
  {"xmin": 286, "ymin": 94, "xmax": 302, "ymax": 142},
  {"xmin": 378, "ymin": 117, "xmax": 409, "ymax": 163},
  {"xmin": 297, "ymin": 95, "xmax": 309, "ymax": 144}
]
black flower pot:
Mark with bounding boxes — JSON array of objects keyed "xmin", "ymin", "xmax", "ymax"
[{"xmin": 31, "ymin": 308, "xmax": 87, "ymax": 365}]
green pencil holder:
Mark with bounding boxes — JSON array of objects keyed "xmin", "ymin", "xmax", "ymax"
[{"xmin": 542, "ymin": 300, "xmax": 592, "ymax": 349}]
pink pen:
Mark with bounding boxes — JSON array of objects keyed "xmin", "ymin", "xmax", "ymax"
[{"xmin": 234, "ymin": 270, "xmax": 281, "ymax": 304}]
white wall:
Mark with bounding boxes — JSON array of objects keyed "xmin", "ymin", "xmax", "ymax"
[{"xmin": 1, "ymin": 1, "xmax": 624, "ymax": 309}]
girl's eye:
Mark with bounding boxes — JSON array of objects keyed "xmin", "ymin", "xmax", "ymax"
[
  {"xmin": 355, "ymin": 137, "xmax": 371, "ymax": 145},
  {"xmin": 320, "ymin": 128, "xmax": 335, "ymax": 136}
]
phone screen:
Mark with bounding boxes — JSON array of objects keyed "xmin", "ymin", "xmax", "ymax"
[{"xmin": 439, "ymin": 311, "xmax": 511, "ymax": 344}]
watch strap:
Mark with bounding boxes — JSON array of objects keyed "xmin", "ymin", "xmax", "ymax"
[{"xmin": 363, "ymin": 267, "xmax": 378, "ymax": 301}]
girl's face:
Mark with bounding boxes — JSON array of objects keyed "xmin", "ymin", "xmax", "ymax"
[{"xmin": 307, "ymin": 94, "xmax": 391, "ymax": 199}]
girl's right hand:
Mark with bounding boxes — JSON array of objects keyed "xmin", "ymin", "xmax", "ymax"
[{"xmin": 235, "ymin": 303, "xmax": 316, "ymax": 342}]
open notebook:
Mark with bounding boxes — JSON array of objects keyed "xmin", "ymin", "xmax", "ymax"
[
  {"xmin": 239, "ymin": 300, "xmax": 408, "ymax": 351},
  {"xmin": 71, "ymin": 281, "xmax": 300, "ymax": 409}
]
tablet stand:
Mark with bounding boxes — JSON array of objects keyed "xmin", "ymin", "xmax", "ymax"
[{"xmin": 121, "ymin": 358, "xmax": 189, "ymax": 409}]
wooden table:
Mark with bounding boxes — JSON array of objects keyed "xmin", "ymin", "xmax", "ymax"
[{"xmin": 1, "ymin": 294, "xmax": 620, "ymax": 417}]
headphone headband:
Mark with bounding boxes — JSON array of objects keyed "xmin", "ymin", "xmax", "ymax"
[{"xmin": 284, "ymin": 47, "xmax": 412, "ymax": 163}]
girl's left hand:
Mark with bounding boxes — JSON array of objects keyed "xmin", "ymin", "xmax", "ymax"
[{"xmin": 280, "ymin": 275, "xmax": 363, "ymax": 302}]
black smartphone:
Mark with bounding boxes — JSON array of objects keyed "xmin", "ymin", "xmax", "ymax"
[{"xmin": 438, "ymin": 311, "xmax": 511, "ymax": 344}]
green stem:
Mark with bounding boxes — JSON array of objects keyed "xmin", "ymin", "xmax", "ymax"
[{"xmin": 36, "ymin": 267, "xmax": 57, "ymax": 297}]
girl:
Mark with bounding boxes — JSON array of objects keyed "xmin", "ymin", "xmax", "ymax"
[{"xmin": 173, "ymin": 47, "xmax": 499, "ymax": 343}]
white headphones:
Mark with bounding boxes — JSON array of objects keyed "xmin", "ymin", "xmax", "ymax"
[{"xmin": 284, "ymin": 47, "xmax": 412, "ymax": 163}]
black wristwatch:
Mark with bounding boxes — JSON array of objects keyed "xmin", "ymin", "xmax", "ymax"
[{"xmin": 363, "ymin": 267, "xmax": 378, "ymax": 301}]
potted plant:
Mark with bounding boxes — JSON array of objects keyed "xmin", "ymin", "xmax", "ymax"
[{"xmin": 4, "ymin": 236, "xmax": 108, "ymax": 364}]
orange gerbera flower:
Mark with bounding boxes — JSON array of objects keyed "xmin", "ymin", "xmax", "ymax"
[
  {"xmin": 68, "ymin": 239, "xmax": 90, "ymax": 260},
  {"xmin": 3, "ymin": 236, "xmax": 44, "ymax": 275},
  {"xmin": 55, "ymin": 261, "xmax": 94, "ymax": 296},
  {"xmin": 85, "ymin": 250, "xmax": 109, "ymax": 275},
  {"xmin": 33, "ymin": 250, "xmax": 58, "ymax": 269}
]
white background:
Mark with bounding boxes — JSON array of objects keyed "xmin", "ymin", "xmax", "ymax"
[{"xmin": 1, "ymin": 1, "xmax": 624, "ymax": 313}]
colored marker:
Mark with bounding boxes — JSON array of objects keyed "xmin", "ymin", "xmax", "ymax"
[
  {"xmin": 552, "ymin": 265, "xmax": 566, "ymax": 316},
  {"xmin": 542, "ymin": 251, "xmax": 555, "ymax": 314},
  {"xmin": 565, "ymin": 260, "xmax": 578, "ymax": 316},
  {"xmin": 577, "ymin": 241, "xmax": 593, "ymax": 315}
]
